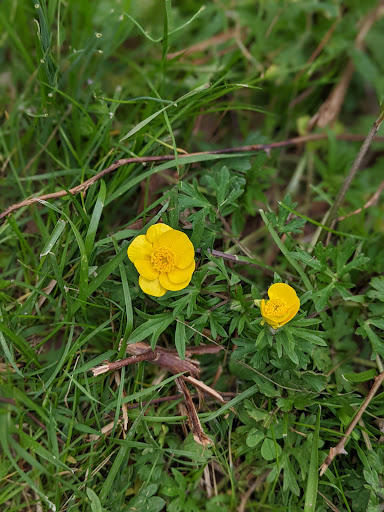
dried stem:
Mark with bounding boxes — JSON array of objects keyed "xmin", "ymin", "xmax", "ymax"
[
  {"xmin": 237, "ymin": 471, "xmax": 271, "ymax": 512},
  {"xmin": 2, "ymin": 133, "xmax": 384, "ymax": 221},
  {"xmin": 93, "ymin": 349, "xmax": 157, "ymax": 375},
  {"xmin": 122, "ymin": 391, "xmax": 236, "ymax": 411},
  {"xmin": 336, "ymin": 179, "xmax": 384, "ymax": 221},
  {"xmin": 319, "ymin": 370, "xmax": 384, "ymax": 475},
  {"xmin": 317, "ymin": 111, "xmax": 384, "ymax": 244},
  {"xmin": 91, "ymin": 341, "xmax": 224, "ymax": 400},
  {"xmin": 175, "ymin": 376, "xmax": 211, "ymax": 446}
]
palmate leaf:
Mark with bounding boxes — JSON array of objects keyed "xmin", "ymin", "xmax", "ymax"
[
  {"xmin": 268, "ymin": 194, "xmax": 306, "ymax": 234},
  {"xmin": 179, "ymin": 181, "xmax": 213, "ymax": 210}
]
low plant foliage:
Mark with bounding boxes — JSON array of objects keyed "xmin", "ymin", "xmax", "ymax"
[{"xmin": 1, "ymin": 1, "xmax": 384, "ymax": 511}]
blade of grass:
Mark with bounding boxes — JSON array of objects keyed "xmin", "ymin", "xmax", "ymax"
[
  {"xmin": 119, "ymin": 83, "xmax": 211, "ymax": 141},
  {"xmin": 0, "ymin": 328, "xmax": 23, "ymax": 377},
  {"xmin": 0, "ymin": 316, "xmax": 39, "ymax": 366},
  {"xmin": 122, "ymin": 6, "xmax": 205, "ymax": 43},
  {"xmin": 38, "ymin": 199, "xmax": 89, "ymax": 310},
  {"xmin": 85, "ymin": 180, "xmax": 106, "ymax": 257},
  {"xmin": 202, "ymin": 384, "xmax": 259, "ymax": 422},
  {"xmin": 111, "ymin": 237, "xmax": 133, "ymax": 357},
  {"xmin": 40, "ymin": 219, "xmax": 66, "ymax": 257},
  {"xmin": 304, "ymin": 407, "xmax": 321, "ymax": 512}
]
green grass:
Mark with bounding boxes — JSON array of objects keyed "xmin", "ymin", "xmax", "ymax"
[{"xmin": 1, "ymin": 1, "xmax": 384, "ymax": 511}]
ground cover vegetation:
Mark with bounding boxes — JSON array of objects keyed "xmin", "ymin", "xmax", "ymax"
[{"xmin": 1, "ymin": 0, "xmax": 384, "ymax": 510}]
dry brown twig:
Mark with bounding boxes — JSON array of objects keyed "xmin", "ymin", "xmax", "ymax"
[
  {"xmin": 88, "ymin": 392, "xmax": 237, "ymax": 441},
  {"xmin": 92, "ymin": 341, "xmax": 225, "ymax": 445},
  {"xmin": 319, "ymin": 370, "xmax": 384, "ymax": 475},
  {"xmin": 336, "ymin": 180, "xmax": 384, "ymax": 221},
  {"xmin": 318, "ymin": 110, "xmax": 384, "ymax": 244},
  {"xmin": 175, "ymin": 376, "xmax": 211, "ymax": 447},
  {"xmin": 2, "ymin": 133, "xmax": 384, "ymax": 221},
  {"xmin": 237, "ymin": 470, "xmax": 271, "ymax": 512}
]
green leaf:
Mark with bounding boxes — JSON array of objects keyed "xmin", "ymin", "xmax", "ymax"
[
  {"xmin": 364, "ymin": 323, "xmax": 384, "ymax": 358},
  {"xmin": 304, "ymin": 407, "xmax": 321, "ymax": 511},
  {"xmin": 344, "ymin": 369, "xmax": 378, "ymax": 382},
  {"xmin": 38, "ymin": 200, "xmax": 89, "ymax": 310},
  {"xmin": 276, "ymin": 328, "xmax": 299, "ymax": 364},
  {"xmin": 369, "ymin": 318, "xmax": 384, "ymax": 330},
  {"xmin": 120, "ymin": 83, "xmax": 210, "ymax": 141},
  {"xmin": 18, "ymin": 431, "xmax": 72, "ymax": 473},
  {"xmin": 202, "ymin": 384, "xmax": 259, "ymax": 422},
  {"xmin": 40, "ymin": 219, "xmax": 66, "ymax": 257},
  {"xmin": 175, "ymin": 317, "xmax": 187, "ymax": 360},
  {"xmin": 0, "ymin": 318, "xmax": 38, "ymax": 365},
  {"xmin": 284, "ymin": 458, "xmax": 300, "ymax": 496},
  {"xmin": 246, "ymin": 428, "xmax": 265, "ymax": 448},
  {"xmin": 190, "ymin": 208, "xmax": 206, "ymax": 248},
  {"xmin": 168, "ymin": 187, "xmax": 179, "ymax": 229},
  {"xmin": 127, "ymin": 316, "xmax": 172, "ymax": 346},
  {"xmin": 312, "ymin": 283, "xmax": 334, "ymax": 311},
  {"xmin": 291, "ymin": 327, "xmax": 327, "ymax": 346},
  {"xmin": 261, "ymin": 438, "xmax": 282, "ymax": 461},
  {"xmin": 367, "ymin": 276, "xmax": 384, "ymax": 301},
  {"xmin": 0, "ymin": 327, "xmax": 23, "ymax": 377},
  {"xmin": 85, "ymin": 180, "xmax": 106, "ymax": 257},
  {"xmin": 86, "ymin": 488, "xmax": 105, "ymax": 512}
]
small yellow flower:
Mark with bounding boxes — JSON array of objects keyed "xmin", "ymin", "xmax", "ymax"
[
  {"xmin": 260, "ymin": 283, "xmax": 300, "ymax": 329},
  {"xmin": 127, "ymin": 223, "xmax": 195, "ymax": 297}
]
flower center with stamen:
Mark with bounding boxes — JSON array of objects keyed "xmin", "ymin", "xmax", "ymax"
[
  {"xmin": 264, "ymin": 298, "xmax": 288, "ymax": 316},
  {"xmin": 151, "ymin": 247, "xmax": 176, "ymax": 273}
]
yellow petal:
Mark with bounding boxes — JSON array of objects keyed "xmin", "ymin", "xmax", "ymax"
[
  {"xmin": 146, "ymin": 223, "xmax": 173, "ymax": 243},
  {"xmin": 134, "ymin": 260, "xmax": 159, "ymax": 280},
  {"xmin": 167, "ymin": 260, "xmax": 195, "ymax": 283},
  {"xmin": 268, "ymin": 283, "xmax": 298, "ymax": 305},
  {"xmin": 139, "ymin": 276, "xmax": 167, "ymax": 297},
  {"xmin": 283, "ymin": 298, "xmax": 300, "ymax": 323},
  {"xmin": 260, "ymin": 296, "xmax": 300, "ymax": 329},
  {"xmin": 127, "ymin": 235, "xmax": 152, "ymax": 263},
  {"xmin": 159, "ymin": 272, "xmax": 192, "ymax": 291},
  {"xmin": 153, "ymin": 230, "xmax": 194, "ymax": 269}
]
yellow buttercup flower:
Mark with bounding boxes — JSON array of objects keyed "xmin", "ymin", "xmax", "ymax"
[
  {"xmin": 127, "ymin": 223, "xmax": 195, "ymax": 297},
  {"xmin": 260, "ymin": 283, "xmax": 300, "ymax": 329}
]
